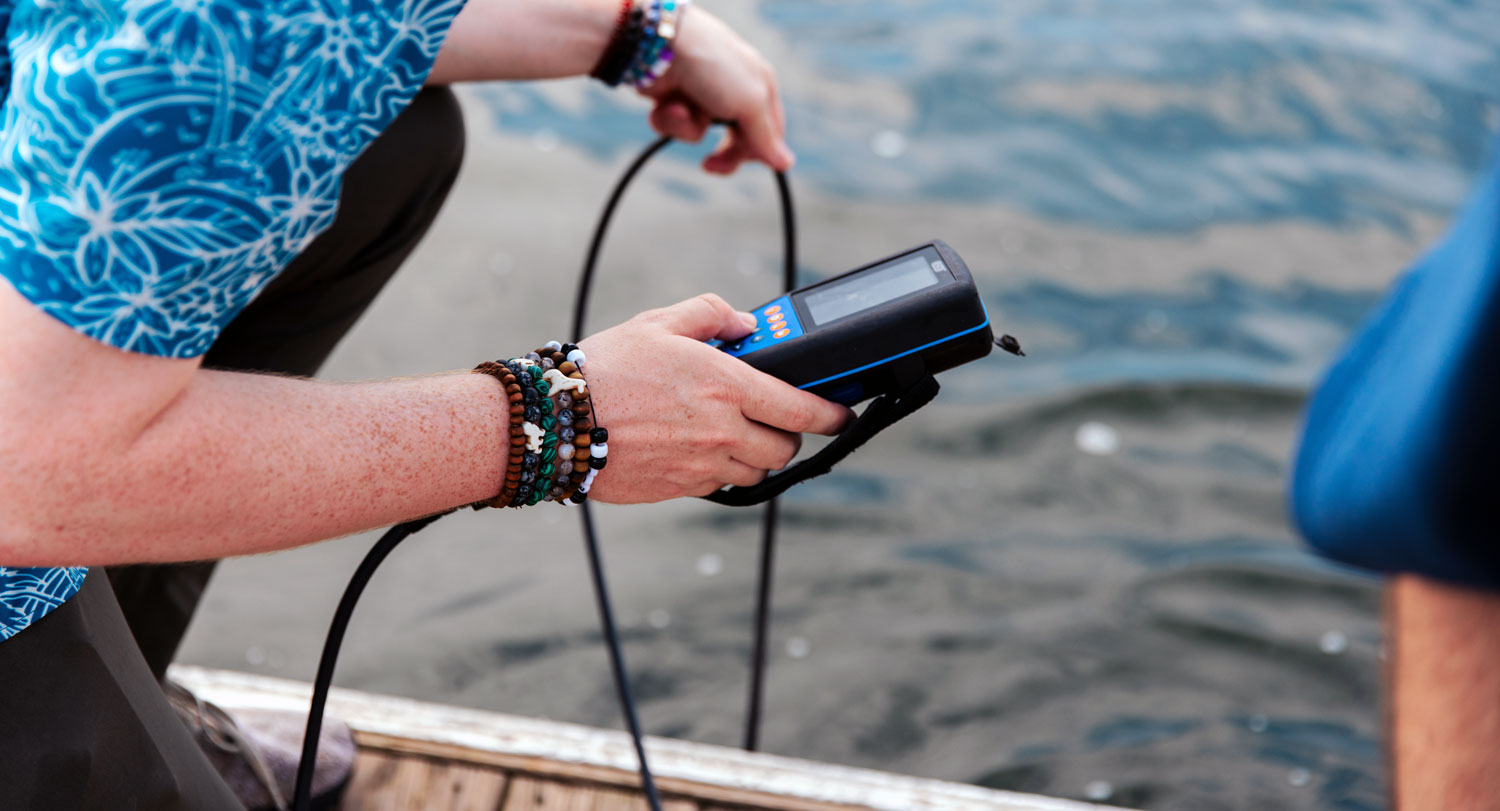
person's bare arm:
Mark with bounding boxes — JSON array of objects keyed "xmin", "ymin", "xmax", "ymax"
[
  {"xmin": 0, "ymin": 284, "xmax": 848, "ymax": 567},
  {"xmin": 0, "ymin": 281, "xmax": 506, "ymax": 566},
  {"xmin": 427, "ymin": 0, "xmax": 620, "ymax": 83},
  {"xmin": 1389, "ymin": 574, "xmax": 1500, "ymax": 810},
  {"xmin": 430, "ymin": 2, "xmax": 794, "ymax": 174}
]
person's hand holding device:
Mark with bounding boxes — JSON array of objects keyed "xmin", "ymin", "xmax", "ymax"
[{"xmin": 581, "ymin": 294, "xmax": 852, "ymax": 503}]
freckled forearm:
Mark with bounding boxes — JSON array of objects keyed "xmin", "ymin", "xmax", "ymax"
[{"xmin": 9, "ymin": 369, "xmax": 508, "ymax": 566}]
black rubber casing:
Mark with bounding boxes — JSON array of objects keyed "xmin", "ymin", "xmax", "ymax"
[{"xmin": 741, "ymin": 240, "xmax": 993, "ymax": 404}]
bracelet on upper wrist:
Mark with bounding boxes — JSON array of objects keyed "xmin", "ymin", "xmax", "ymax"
[
  {"xmin": 590, "ymin": 0, "xmax": 644, "ymax": 86},
  {"xmin": 590, "ymin": 0, "xmax": 692, "ymax": 90}
]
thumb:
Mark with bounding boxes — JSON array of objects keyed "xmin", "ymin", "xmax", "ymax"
[{"xmin": 653, "ymin": 293, "xmax": 757, "ymax": 341}]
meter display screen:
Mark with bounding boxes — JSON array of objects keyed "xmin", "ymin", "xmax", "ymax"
[{"xmin": 803, "ymin": 254, "xmax": 939, "ymax": 326}]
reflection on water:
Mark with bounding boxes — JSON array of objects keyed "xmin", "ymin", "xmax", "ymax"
[
  {"xmin": 183, "ymin": 2, "xmax": 1500, "ymax": 810},
  {"xmin": 487, "ymin": 0, "xmax": 1500, "ymax": 232},
  {"xmin": 762, "ymin": 0, "xmax": 1496, "ymax": 232}
]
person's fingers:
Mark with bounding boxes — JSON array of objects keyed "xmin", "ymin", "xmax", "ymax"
[
  {"xmin": 732, "ymin": 93, "xmax": 794, "ymax": 171},
  {"xmin": 733, "ymin": 421, "xmax": 802, "ymax": 471},
  {"xmin": 737, "ymin": 369, "xmax": 854, "ymax": 436},
  {"xmin": 704, "ymin": 117, "xmax": 793, "ymax": 175},
  {"xmin": 768, "ymin": 76, "xmax": 787, "ymax": 140},
  {"xmin": 646, "ymin": 293, "xmax": 756, "ymax": 341},
  {"xmin": 721, "ymin": 458, "xmax": 769, "ymax": 488},
  {"xmin": 687, "ymin": 102, "xmax": 713, "ymax": 137},
  {"xmin": 702, "ymin": 129, "xmax": 752, "ymax": 175},
  {"xmin": 650, "ymin": 97, "xmax": 709, "ymax": 143},
  {"xmin": 647, "ymin": 100, "xmax": 690, "ymax": 141}
]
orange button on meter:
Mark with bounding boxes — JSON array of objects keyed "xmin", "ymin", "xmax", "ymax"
[
  {"xmin": 773, "ymin": 328, "xmax": 790, "ymax": 339},
  {"xmin": 768, "ymin": 312, "xmax": 785, "ymax": 323},
  {"xmin": 764, "ymin": 305, "xmax": 781, "ymax": 316}
]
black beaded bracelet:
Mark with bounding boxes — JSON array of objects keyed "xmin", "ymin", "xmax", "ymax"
[
  {"xmin": 591, "ymin": 4, "xmax": 647, "ymax": 87},
  {"xmin": 534, "ymin": 343, "xmax": 596, "ymax": 503},
  {"xmin": 507, "ymin": 359, "xmax": 542, "ymax": 507}
]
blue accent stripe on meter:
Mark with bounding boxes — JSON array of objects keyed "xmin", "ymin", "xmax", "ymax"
[{"xmin": 797, "ymin": 314, "xmax": 992, "ymax": 391}]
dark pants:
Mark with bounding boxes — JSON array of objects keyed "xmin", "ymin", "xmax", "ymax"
[{"xmin": 0, "ymin": 87, "xmax": 465, "ymax": 810}]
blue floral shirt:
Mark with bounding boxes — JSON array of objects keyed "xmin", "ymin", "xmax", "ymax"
[{"xmin": 0, "ymin": 0, "xmax": 463, "ymax": 642}]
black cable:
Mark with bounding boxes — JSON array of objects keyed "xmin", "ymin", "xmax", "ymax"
[
  {"xmin": 572, "ymin": 134, "xmax": 674, "ymax": 339},
  {"xmin": 577, "ymin": 503, "xmax": 665, "ymax": 811},
  {"xmin": 743, "ymin": 498, "xmax": 778, "ymax": 752},
  {"xmin": 292, "ymin": 510, "xmax": 451, "ymax": 811},
  {"xmin": 294, "ymin": 130, "xmax": 797, "ymax": 811},
  {"xmin": 569, "ymin": 131, "xmax": 797, "ymax": 755},
  {"xmin": 568, "ymin": 134, "xmax": 675, "ymax": 811},
  {"xmin": 745, "ymin": 170, "xmax": 798, "ymax": 752}
]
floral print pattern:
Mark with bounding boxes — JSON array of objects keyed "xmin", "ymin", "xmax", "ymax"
[{"xmin": 0, "ymin": 0, "xmax": 462, "ymax": 641}]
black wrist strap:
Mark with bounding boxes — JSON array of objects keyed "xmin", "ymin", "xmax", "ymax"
[{"xmin": 701, "ymin": 374, "xmax": 941, "ymax": 507}]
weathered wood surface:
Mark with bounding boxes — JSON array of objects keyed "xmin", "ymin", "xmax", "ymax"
[
  {"xmin": 352, "ymin": 730, "xmax": 904, "ymax": 811},
  {"xmin": 340, "ymin": 750, "xmax": 507, "ymax": 811},
  {"xmin": 499, "ymin": 775, "xmax": 697, "ymax": 811},
  {"xmin": 171, "ymin": 666, "xmax": 1127, "ymax": 811}
]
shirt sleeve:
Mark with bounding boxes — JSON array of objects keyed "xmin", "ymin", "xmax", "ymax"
[
  {"xmin": 1290, "ymin": 146, "xmax": 1500, "ymax": 590},
  {"xmin": 0, "ymin": 0, "xmax": 465, "ymax": 358}
]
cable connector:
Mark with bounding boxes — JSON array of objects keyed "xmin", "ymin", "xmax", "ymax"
[{"xmin": 995, "ymin": 334, "xmax": 1025, "ymax": 356}]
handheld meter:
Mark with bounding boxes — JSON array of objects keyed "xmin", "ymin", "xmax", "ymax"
[{"xmin": 712, "ymin": 240, "xmax": 994, "ymax": 405}]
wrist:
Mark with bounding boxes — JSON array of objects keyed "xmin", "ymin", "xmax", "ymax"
[
  {"xmin": 469, "ymin": 342, "xmax": 610, "ymax": 509},
  {"xmin": 591, "ymin": 0, "xmax": 692, "ymax": 89},
  {"xmin": 448, "ymin": 371, "xmax": 513, "ymax": 505},
  {"xmin": 578, "ymin": 0, "xmax": 631, "ymax": 76}
]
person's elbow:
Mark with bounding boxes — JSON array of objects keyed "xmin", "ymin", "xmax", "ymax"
[{"xmin": 1, "ymin": 282, "xmax": 203, "ymax": 565}]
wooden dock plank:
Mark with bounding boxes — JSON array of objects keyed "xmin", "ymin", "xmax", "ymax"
[
  {"xmin": 174, "ymin": 666, "xmax": 1125, "ymax": 811},
  {"xmin": 355, "ymin": 733, "xmax": 880, "ymax": 811},
  {"xmin": 340, "ymin": 749, "xmax": 508, "ymax": 811},
  {"xmin": 500, "ymin": 774, "xmax": 697, "ymax": 811}
]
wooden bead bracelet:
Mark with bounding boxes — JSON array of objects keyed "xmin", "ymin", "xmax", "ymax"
[{"xmin": 471, "ymin": 341, "xmax": 608, "ymax": 509}]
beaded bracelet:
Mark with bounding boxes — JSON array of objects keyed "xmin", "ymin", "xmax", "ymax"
[
  {"xmin": 532, "ymin": 341, "xmax": 608, "ymax": 504},
  {"xmin": 591, "ymin": 0, "xmax": 691, "ymax": 91},
  {"xmin": 625, "ymin": 0, "xmax": 691, "ymax": 90},
  {"xmin": 504, "ymin": 360, "xmax": 541, "ymax": 506},
  {"xmin": 506, "ymin": 359, "xmax": 554, "ymax": 507},
  {"xmin": 591, "ymin": 1, "xmax": 648, "ymax": 87},
  {"xmin": 472, "ymin": 343, "xmax": 608, "ymax": 509},
  {"xmin": 623, "ymin": 0, "xmax": 665, "ymax": 86},
  {"xmin": 514, "ymin": 349, "xmax": 563, "ymax": 504},
  {"xmin": 534, "ymin": 343, "xmax": 582, "ymax": 502},
  {"xmin": 471, "ymin": 361, "xmax": 526, "ymax": 508},
  {"xmin": 471, "ymin": 358, "xmax": 551, "ymax": 508}
]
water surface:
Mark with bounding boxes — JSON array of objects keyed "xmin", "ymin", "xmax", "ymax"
[{"xmin": 182, "ymin": 3, "xmax": 1500, "ymax": 808}]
